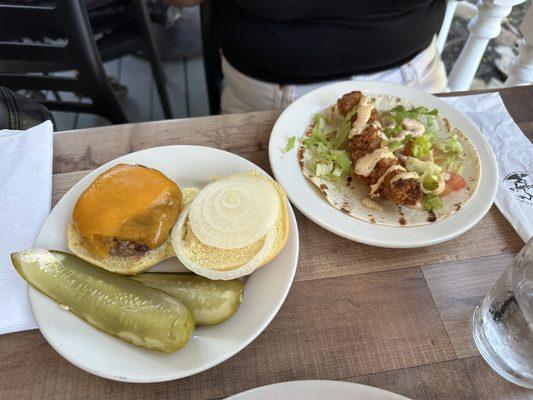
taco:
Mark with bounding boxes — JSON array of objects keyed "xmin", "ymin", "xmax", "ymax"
[{"xmin": 297, "ymin": 90, "xmax": 481, "ymax": 226}]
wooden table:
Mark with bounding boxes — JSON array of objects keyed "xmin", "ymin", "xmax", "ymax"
[{"xmin": 1, "ymin": 86, "xmax": 533, "ymax": 400}]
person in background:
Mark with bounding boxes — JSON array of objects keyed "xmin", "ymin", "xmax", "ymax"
[{"xmin": 166, "ymin": 0, "xmax": 447, "ymax": 114}]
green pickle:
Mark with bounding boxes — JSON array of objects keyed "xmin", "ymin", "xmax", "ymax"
[
  {"xmin": 11, "ymin": 249, "xmax": 194, "ymax": 353},
  {"xmin": 131, "ymin": 273, "xmax": 244, "ymax": 325}
]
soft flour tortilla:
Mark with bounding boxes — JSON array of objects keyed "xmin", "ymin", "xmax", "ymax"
[{"xmin": 298, "ymin": 94, "xmax": 481, "ymax": 226}]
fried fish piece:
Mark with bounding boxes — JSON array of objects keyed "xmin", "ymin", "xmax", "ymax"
[
  {"xmin": 383, "ymin": 177, "xmax": 422, "ymax": 206},
  {"xmin": 348, "ymin": 122, "xmax": 382, "ymax": 162},
  {"xmin": 337, "ymin": 91, "xmax": 362, "ymax": 117},
  {"xmin": 339, "ymin": 91, "xmax": 422, "ymax": 206}
]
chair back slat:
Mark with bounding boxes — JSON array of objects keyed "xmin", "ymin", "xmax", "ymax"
[
  {"xmin": 0, "ymin": 1, "xmax": 102, "ymax": 73},
  {"xmin": 0, "ymin": 74, "xmax": 83, "ymax": 92},
  {"xmin": 0, "ymin": 43, "xmax": 71, "ymax": 64},
  {"xmin": 0, "ymin": 0, "xmax": 129, "ymax": 124},
  {"xmin": 0, "ymin": 3, "xmax": 59, "ymax": 29}
]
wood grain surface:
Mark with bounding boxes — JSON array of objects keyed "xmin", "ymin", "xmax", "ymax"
[
  {"xmin": 422, "ymin": 253, "xmax": 515, "ymax": 358},
  {"xmin": 1, "ymin": 85, "xmax": 532, "ymax": 400}
]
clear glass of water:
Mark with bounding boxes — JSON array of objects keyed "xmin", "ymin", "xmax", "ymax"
[{"xmin": 472, "ymin": 237, "xmax": 533, "ymax": 388}]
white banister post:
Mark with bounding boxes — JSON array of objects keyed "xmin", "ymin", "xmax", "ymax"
[
  {"xmin": 505, "ymin": 4, "xmax": 533, "ymax": 86},
  {"xmin": 437, "ymin": 0, "xmax": 459, "ymax": 54},
  {"xmin": 448, "ymin": 0, "xmax": 525, "ymax": 91}
]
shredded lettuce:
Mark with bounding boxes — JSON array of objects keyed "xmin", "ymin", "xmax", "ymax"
[
  {"xmin": 331, "ymin": 149, "xmax": 352, "ymax": 170},
  {"xmin": 405, "ymin": 157, "xmax": 442, "ymax": 175},
  {"xmin": 435, "ymin": 133, "xmax": 463, "ymax": 154},
  {"xmin": 410, "ymin": 134, "xmax": 433, "ymax": 160},
  {"xmin": 310, "ymin": 147, "xmax": 352, "ymax": 178},
  {"xmin": 384, "ymin": 123, "xmax": 402, "ymax": 138},
  {"xmin": 434, "ymin": 133, "xmax": 464, "ymax": 174},
  {"xmin": 382, "ymin": 105, "xmax": 438, "ymax": 140},
  {"xmin": 420, "ymin": 163, "xmax": 443, "ymax": 193},
  {"xmin": 393, "ymin": 105, "xmax": 438, "ymax": 119},
  {"xmin": 332, "ymin": 167, "xmax": 343, "ymax": 177},
  {"xmin": 389, "ymin": 141, "xmax": 403, "ymax": 152},
  {"xmin": 304, "ymin": 122, "xmax": 328, "ymax": 148},
  {"xmin": 382, "ymin": 105, "xmax": 438, "ymax": 125},
  {"xmin": 424, "ymin": 115, "xmax": 439, "ymax": 137},
  {"xmin": 405, "ymin": 157, "xmax": 443, "ymax": 193},
  {"xmin": 283, "ymin": 136, "xmax": 296, "ymax": 153},
  {"xmin": 424, "ymin": 193, "xmax": 443, "ymax": 211},
  {"xmin": 302, "ymin": 114, "xmax": 353, "ymax": 182},
  {"xmin": 316, "ymin": 162, "xmax": 333, "ymax": 176},
  {"xmin": 331, "ymin": 107, "xmax": 357, "ymax": 149},
  {"xmin": 312, "ymin": 111, "xmax": 333, "ymax": 126}
]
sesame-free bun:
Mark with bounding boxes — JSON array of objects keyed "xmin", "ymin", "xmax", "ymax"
[
  {"xmin": 171, "ymin": 173, "xmax": 290, "ymax": 280},
  {"xmin": 67, "ymin": 164, "xmax": 182, "ymax": 275},
  {"xmin": 67, "ymin": 222, "xmax": 175, "ymax": 275}
]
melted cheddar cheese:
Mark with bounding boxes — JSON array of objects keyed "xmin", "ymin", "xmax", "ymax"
[{"xmin": 72, "ymin": 164, "xmax": 182, "ymax": 258}]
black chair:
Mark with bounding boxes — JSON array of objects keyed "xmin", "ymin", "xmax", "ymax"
[
  {"xmin": 200, "ymin": 0, "xmax": 222, "ymax": 115},
  {"xmin": 0, "ymin": 0, "xmax": 172, "ymax": 124}
]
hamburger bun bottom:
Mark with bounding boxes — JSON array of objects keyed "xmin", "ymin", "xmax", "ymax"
[{"xmin": 67, "ymin": 222, "xmax": 175, "ymax": 275}]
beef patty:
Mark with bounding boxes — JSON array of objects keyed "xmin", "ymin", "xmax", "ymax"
[{"xmin": 109, "ymin": 238, "xmax": 150, "ymax": 257}]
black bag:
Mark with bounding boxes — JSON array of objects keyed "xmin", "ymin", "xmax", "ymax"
[{"xmin": 0, "ymin": 86, "xmax": 55, "ymax": 131}]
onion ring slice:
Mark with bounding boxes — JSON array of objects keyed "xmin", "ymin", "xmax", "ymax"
[{"xmin": 189, "ymin": 173, "xmax": 280, "ymax": 249}]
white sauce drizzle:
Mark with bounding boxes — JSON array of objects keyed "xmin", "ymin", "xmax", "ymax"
[
  {"xmin": 369, "ymin": 164, "xmax": 405, "ymax": 196},
  {"xmin": 377, "ymin": 130, "xmax": 389, "ymax": 140},
  {"xmin": 369, "ymin": 121, "xmax": 388, "ymax": 141},
  {"xmin": 390, "ymin": 171, "xmax": 419, "ymax": 184},
  {"xmin": 354, "ymin": 147, "xmax": 396, "ymax": 177},
  {"xmin": 395, "ymin": 118, "xmax": 425, "ymax": 141},
  {"xmin": 348, "ymin": 96, "xmax": 374, "ymax": 139}
]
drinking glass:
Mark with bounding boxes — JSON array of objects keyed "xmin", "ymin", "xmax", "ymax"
[{"xmin": 472, "ymin": 237, "xmax": 533, "ymax": 388}]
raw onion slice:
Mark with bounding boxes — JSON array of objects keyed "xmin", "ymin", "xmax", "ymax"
[
  {"xmin": 172, "ymin": 204, "xmax": 275, "ymax": 280},
  {"xmin": 189, "ymin": 174, "xmax": 280, "ymax": 249}
]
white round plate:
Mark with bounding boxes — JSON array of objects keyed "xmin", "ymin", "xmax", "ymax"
[
  {"xmin": 226, "ymin": 380, "xmax": 411, "ymax": 399},
  {"xmin": 269, "ymin": 81, "xmax": 498, "ymax": 248},
  {"xmin": 31, "ymin": 145, "xmax": 299, "ymax": 382}
]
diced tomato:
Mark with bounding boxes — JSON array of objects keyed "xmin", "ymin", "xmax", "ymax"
[{"xmin": 440, "ymin": 173, "xmax": 467, "ymax": 197}]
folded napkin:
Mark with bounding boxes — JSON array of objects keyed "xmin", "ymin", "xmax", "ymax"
[
  {"xmin": 0, "ymin": 121, "xmax": 53, "ymax": 335},
  {"xmin": 442, "ymin": 93, "xmax": 532, "ymax": 242}
]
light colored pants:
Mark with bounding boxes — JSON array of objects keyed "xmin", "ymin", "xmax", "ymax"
[{"xmin": 221, "ymin": 37, "xmax": 447, "ymax": 114}]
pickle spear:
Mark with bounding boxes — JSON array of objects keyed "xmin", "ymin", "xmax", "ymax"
[
  {"xmin": 131, "ymin": 273, "xmax": 244, "ymax": 325},
  {"xmin": 11, "ymin": 249, "xmax": 194, "ymax": 353}
]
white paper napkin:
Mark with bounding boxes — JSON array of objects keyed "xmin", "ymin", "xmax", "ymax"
[
  {"xmin": 442, "ymin": 93, "xmax": 533, "ymax": 242},
  {"xmin": 0, "ymin": 121, "xmax": 53, "ymax": 334}
]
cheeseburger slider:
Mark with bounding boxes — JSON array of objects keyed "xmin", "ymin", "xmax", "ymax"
[{"xmin": 67, "ymin": 164, "xmax": 182, "ymax": 275}]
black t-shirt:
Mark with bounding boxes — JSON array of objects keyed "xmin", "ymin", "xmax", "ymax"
[{"xmin": 215, "ymin": 0, "xmax": 446, "ymax": 84}]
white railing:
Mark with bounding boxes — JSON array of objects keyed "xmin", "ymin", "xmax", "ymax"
[
  {"xmin": 441, "ymin": 0, "xmax": 530, "ymax": 91},
  {"xmin": 505, "ymin": 3, "xmax": 533, "ymax": 86},
  {"xmin": 437, "ymin": 1, "xmax": 478, "ymax": 54},
  {"xmin": 447, "ymin": 0, "xmax": 527, "ymax": 90}
]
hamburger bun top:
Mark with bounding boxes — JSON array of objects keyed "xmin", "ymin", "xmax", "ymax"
[{"xmin": 71, "ymin": 164, "xmax": 182, "ymax": 259}]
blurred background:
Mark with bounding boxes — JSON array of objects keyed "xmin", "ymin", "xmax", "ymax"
[
  {"xmin": 444, "ymin": 0, "xmax": 530, "ymax": 89},
  {"xmin": 0, "ymin": 0, "xmax": 530, "ymax": 131}
]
